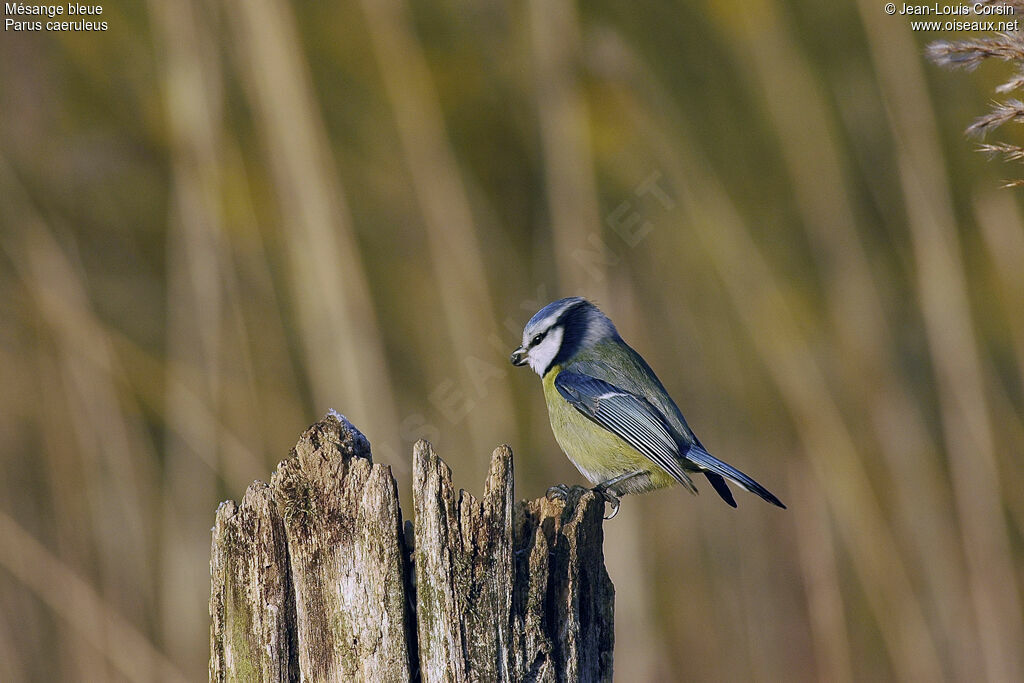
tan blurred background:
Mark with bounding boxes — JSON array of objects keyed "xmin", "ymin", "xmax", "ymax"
[{"xmin": 2, "ymin": 1, "xmax": 1023, "ymax": 680}]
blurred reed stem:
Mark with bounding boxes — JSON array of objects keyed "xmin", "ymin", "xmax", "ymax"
[
  {"xmin": 787, "ymin": 463, "xmax": 853, "ymax": 683},
  {"xmin": 975, "ymin": 190, "xmax": 1024, "ymax": 397}
]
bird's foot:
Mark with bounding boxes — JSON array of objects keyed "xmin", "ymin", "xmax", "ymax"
[
  {"xmin": 548, "ymin": 483, "xmax": 619, "ymax": 518},
  {"xmin": 546, "ymin": 483, "xmax": 571, "ymax": 502},
  {"xmin": 591, "ymin": 487, "xmax": 621, "ymax": 520}
]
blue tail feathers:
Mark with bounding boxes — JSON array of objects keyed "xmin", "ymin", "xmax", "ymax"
[{"xmin": 686, "ymin": 444, "xmax": 786, "ymax": 509}]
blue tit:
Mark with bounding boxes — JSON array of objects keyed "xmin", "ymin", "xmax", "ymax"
[{"xmin": 510, "ymin": 297, "xmax": 785, "ymax": 518}]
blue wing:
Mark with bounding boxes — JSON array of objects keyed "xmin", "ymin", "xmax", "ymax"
[{"xmin": 554, "ymin": 371, "xmax": 697, "ymax": 493}]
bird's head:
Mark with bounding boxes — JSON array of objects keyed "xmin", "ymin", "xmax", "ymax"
[{"xmin": 510, "ymin": 297, "xmax": 618, "ymax": 376}]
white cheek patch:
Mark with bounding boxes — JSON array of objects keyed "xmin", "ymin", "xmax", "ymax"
[{"xmin": 528, "ymin": 326, "xmax": 564, "ymax": 375}]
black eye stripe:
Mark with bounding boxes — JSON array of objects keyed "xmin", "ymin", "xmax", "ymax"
[{"xmin": 531, "ymin": 331, "xmax": 546, "ymax": 346}]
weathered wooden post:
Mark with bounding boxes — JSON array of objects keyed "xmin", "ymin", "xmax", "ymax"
[{"xmin": 209, "ymin": 412, "xmax": 614, "ymax": 681}]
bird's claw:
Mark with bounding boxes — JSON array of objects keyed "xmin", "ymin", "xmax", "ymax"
[
  {"xmin": 594, "ymin": 489, "xmax": 621, "ymax": 519},
  {"xmin": 546, "ymin": 483, "xmax": 571, "ymax": 502}
]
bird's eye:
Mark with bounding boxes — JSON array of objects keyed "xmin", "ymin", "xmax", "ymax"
[{"xmin": 531, "ymin": 332, "xmax": 546, "ymax": 346}]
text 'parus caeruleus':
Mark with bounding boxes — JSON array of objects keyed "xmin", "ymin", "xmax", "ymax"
[{"xmin": 510, "ymin": 297, "xmax": 786, "ymax": 518}]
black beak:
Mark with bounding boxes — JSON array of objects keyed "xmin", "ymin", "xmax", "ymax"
[{"xmin": 510, "ymin": 346, "xmax": 527, "ymax": 366}]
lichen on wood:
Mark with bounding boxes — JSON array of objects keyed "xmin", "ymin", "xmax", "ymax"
[{"xmin": 209, "ymin": 482, "xmax": 296, "ymax": 682}]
